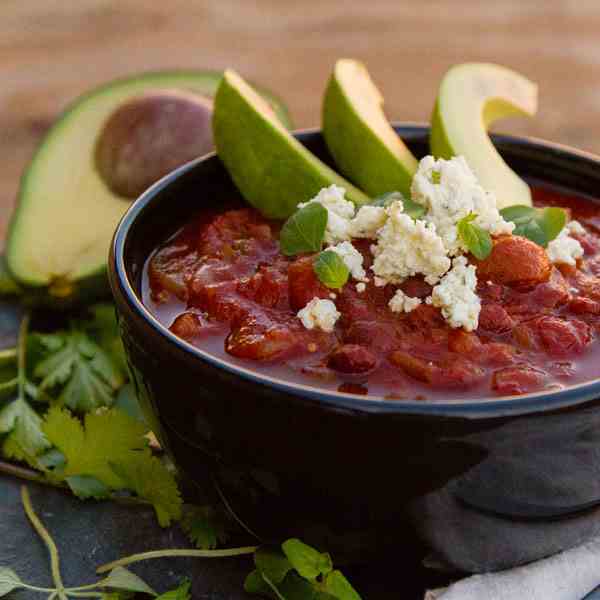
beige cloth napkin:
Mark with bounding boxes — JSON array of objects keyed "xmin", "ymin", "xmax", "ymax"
[{"xmin": 424, "ymin": 535, "xmax": 600, "ymax": 599}]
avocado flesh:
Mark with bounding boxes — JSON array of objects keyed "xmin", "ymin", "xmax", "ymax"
[
  {"xmin": 323, "ymin": 59, "xmax": 418, "ymax": 198},
  {"xmin": 430, "ymin": 63, "xmax": 538, "ymax": 209},
  {"xmin": 213, "ymin": 70, "xmax": 370, "ymax": 220},
  {"xmin": 6, "ymin": 71, "xmax": 292, "ymax": 297}
]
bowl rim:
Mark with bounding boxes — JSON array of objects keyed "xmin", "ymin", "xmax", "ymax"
[{"xmin": 111, "ymin": 123, "xmax": 600, "ymax": 418}]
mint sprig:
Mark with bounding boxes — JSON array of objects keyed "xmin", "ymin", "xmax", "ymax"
[
  {"xmin": 280, "ymin": 203, "xmax": 328, "ymax": 256},
  {"xmin": 500, "ymin": 205, "xmax": 567, "ymax": 247},
  {"xmin": 457, "ymin": 213, "xmax": 493, "ymax": 260},
  {"xmin": 313, "ymin": 250, "xmax": 349, "ymax": 289}
]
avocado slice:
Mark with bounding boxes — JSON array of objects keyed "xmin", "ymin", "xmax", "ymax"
[
  {"xmin": 213, "ymin": 69, "xmax": 370, "ymax": 220},
  {"xmin": 430, "ymin": 63, "xmax": 538, "ymax": 208},
  {"xmin": 6, "ymin": 70, "xmax": 292, "ymax": 305},
  {"xmin": 322, "ymin": 59, "xmax": 418, "ymax": 198}
]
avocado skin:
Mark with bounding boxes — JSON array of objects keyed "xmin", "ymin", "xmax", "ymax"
[
  {"xmin": 5, "ymin": 70, "xmax": 293, "ymax": 309},
  {"xmin": 322, "ymin": 71, "xmax": 416, "ymax": 198}
]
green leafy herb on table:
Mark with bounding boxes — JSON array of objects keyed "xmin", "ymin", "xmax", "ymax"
[
  {"xmin": 500, "ymin": 205, "xmax": 567, "ymax": 247},
  {"xmin": 313, "ymin": 251, "xmax": 350, "ymax": 289},
  {"xmin": 280, "ymin": 203, "xmax": 328, "ymax": 256},
  {"xmin": 245, "ymin": 538, "xmax": 361, "ymax": 600},
  {"xmin": 0, "ymin": 314, "xmax": 51, "ymax": 468},
  {"xmin": 180, "ymin": 504, "xmax": 231, "ymax": 550},
  {"xmin": 457, "ymin": 212, "xmax": 493, "ymax": 260},
  {"xmin": 42, "ymin": 406, "xmax": 182, "ymax": 525}
]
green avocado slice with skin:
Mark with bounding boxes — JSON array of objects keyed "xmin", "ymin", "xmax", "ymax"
[
  {"xmin": 5, "ymin": 70, "xmax": 292, "ymax": 306},
  {"xmin": 430, "ymin": 62, "xmax": 538, "ymax": 209},
  {"xmin": 213, "ymin": 69, "xmax": 370, "ymax": 220},
  {"xmin": 322, "ymin": 59, "xmax": 418, "ymax": 198}
]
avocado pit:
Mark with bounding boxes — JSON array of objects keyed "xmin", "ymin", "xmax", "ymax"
[{"xmin": 95, "ymin": 89, "xmax": 214, "ymax": 199}]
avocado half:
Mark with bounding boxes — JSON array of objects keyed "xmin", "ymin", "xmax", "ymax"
[{"xmin": 5, "ymin": 70, "xmax": 292, "ymax": 307}]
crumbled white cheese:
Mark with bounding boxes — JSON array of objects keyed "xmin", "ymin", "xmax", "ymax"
[
  {"xmin": 547, "ymin": 223, "xmax": 584, "ymax": 266},
  {"xmin": 297, "ymin": 297, "xmax": 340, "ymax": 332},
  {"xmin": 371, "ymin": 200, "xmax": 451, "ymax": 285},
  {"xmin": 411, "ymin": 155, "xmax": 514, "ymax": 255},
  {"xmin": 328, "ymin": 241, "xmax": 366, "ymax": 281},
  {"xmin": 348, "ymin": 205, "xmax": 387, "ymax": 238},
  {"xmin": 298, "ymin": 184, "xmax": 355, "ymax": 244},
  {"xmin": 388, "ymin": 289, "xmax": 422, "ymax": 313},
  {"xmin": 567, "ymin": 220, "xmax": 586, "ymax": 236},
  {"xmin": 356, "ymin": 282, "xmax": 366, "ymax": 293},
  {"xmin": 430, "ymin": 256, "xmax": 481, "ymax": 331}
]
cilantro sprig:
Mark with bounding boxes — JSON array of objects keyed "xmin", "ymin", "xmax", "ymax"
[
  {"xmin": 313, "ymin": 250, "xmax": 349, "ymax": 289},
  {"xmin": 500, "ymin": 205, "xmax": 567, "ymax": 247},
  {"xmin": 457, "ymin": 213, "xmax": 493, "ymax": 260}
]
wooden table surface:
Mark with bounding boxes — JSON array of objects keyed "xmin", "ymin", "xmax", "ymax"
[{"xmin": 3, "ymin": 0, "xmax": 600, "ymax": 239}]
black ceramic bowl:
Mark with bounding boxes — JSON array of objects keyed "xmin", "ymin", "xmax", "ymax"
[{"xmin": 109, "ymin": 125, "xmax": 600, "ymax": 573}]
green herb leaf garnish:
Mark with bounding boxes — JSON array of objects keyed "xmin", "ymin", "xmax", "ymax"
[
  {"xmin": 282, "ymin": 538, "xmax": 333, "ymax": 581},
  {"xmin": 500, "ymin": 205, "xmax": 567, "ymax": 247},
  {"xmin": 457, "ymin": 213, "xmax": 493, "ymax": 260},
  {"xmin": 372, "ymin": 191, "xmax": 426, "ymax": 219},
  {"xmin": 313, "ymin": 251, "xmax": 350, "ymax": 289},
  {"xmin": 280, "ymin": 203, "xmax": 328, "ymax": 256},
  {"xmin": 246, "ymin": 539, "xmax": 362, "ymax": 600}
]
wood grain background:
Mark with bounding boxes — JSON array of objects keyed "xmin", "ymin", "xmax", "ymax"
[{"xmin": 3, "ymin": 0, "xmax": 600, "ymax": 238}]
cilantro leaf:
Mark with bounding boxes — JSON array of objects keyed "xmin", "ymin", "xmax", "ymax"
[
  {"xmin": 155, "ymin": 580, "xmax": 192, "ymax": 600},
  {"xmin": 313, "ymin": 251, "xmax": 349, "ymax": 289},
  {"xmin": 0, "ymin": 567, "xmax": 23, "ymax": 597},
  {"xmin": 371, "ymin": 191, "xmax": 425, "ymax": 219},
  {"xmin": 282, "ymin": 539, "xmax": 332, "ymax": 581},
  {"xmin": 500, "ymin": 205, "xmax": 567, "ymax": 247},
  {"xmin": 280, "ymin": 203, "xmax": 328, "ymax": 256},
  {"xmin": 65, "ymin": 474, "xmax": 110, "ymax": 500},
  {"xmin": 111, "ymin": 453, "xmax": 182, "ymax": 527},
  {"xmin": 0, "ymin": 397, "xmax": 50, "ymax": 464},
  {"xmin": 42, "ymin": 406, "xmax": 147, "ymax": 488},
  {"xmin": 457, "ymin": 213, "xmax": 493, "ymax": 260},
  {"xmin": 42, "ymin": 407, "xmax": 181, "ymax": 525},
  {"xmin": 100, "ymin": 566, "xmax": 157, "ymax": 596},
  {"xmin": 32, "ymin": 329, "xmax": 124, "ymax": 412},
  {"xmin": 81, "ymin": 303, "xmax": 127, "ymax": 374},
  {"xmin": 181, "ymin": 504, "xmax": 230, "ymax": 549}
]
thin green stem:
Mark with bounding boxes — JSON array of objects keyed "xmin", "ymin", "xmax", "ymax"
[
  {"xmin": 96, "ymin": 546, "xmax": 258, "ymax": 574},
  {"xmin": 0, "ymin": 377, "xmax": 18, "ymax": 391},
  {"xmin": 262, "ymin": 575, "xmax": 286, "ymax": 600},
  {"xmin": 21, "ymin": 486, "xmax": 67, "ymax": 600},
  {"xmin": 17, "ymin": 314, "xmax": 30, "ymax": 402}
]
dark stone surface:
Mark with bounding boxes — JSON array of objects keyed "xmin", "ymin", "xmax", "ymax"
[{"xmin": 0, "ymin": 475, "xmax": 445, "ymax": 599}]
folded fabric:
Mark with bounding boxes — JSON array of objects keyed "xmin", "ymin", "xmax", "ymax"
[{"xmin": 425, "ymin": 534, "xmax": 600, "ymax": 599}]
